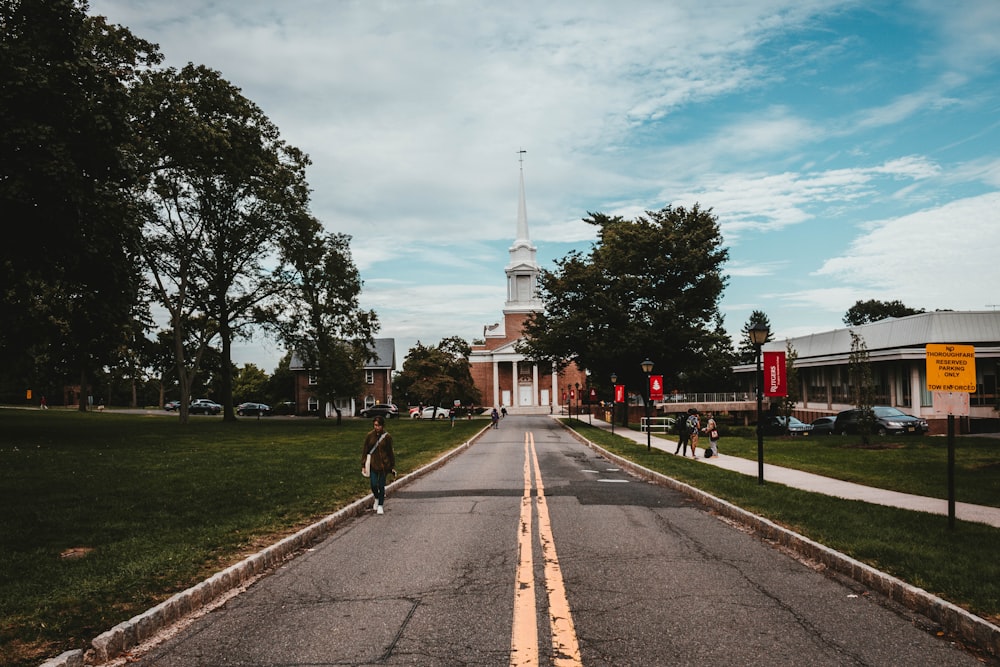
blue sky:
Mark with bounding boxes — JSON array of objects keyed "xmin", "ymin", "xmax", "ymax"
[{"xmin": 88, "ymin": 0, "xmax": 1000, "ymax": 373}]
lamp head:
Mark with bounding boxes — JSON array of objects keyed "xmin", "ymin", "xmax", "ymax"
[
  {"xmin": 749, "ymin": 322, "xmax": 770, "ymax": 346},
  {"xmin": 640, "ymin": 358, "xmax": 654, "ymax": 374}
]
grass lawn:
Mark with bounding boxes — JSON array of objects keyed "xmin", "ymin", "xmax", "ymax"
[
  {"xmin": 3, "ymin": 410, "xmax": 1000, "ymax": 665},
  {"xmin": 0, "ymin": 409, "xmax": 482, "ymax": 667}
]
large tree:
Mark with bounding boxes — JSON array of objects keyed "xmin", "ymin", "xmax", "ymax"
[
  {"xmin": 844, "ymin": 299, "xmax": 924, "ymax": 326},
  {"xmin": 520, "ymin": 205, "xmax": 729, "ymax": 394},
  {"xmin": 848, "ymin": 331, "xmax": 876, "ymax": 445},
  {"xmin": 1, "ymin": 0, "xmax": 160, "ymax": 405},
  {"xmin": 267, "ymin": 215, "xmax": 378, "ymax": 421},
  {"xmin": 134, "ymin": 63, "xmax": 312, "ymax": 421},
  {"xmin": 393, "ymin": 337, "xmax": 481, "ymax": 411}
]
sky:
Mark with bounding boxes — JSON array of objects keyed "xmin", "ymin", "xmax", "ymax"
[{"xmin": 88, "ymin": 0, "xmax": 1000, "ymax": 373}]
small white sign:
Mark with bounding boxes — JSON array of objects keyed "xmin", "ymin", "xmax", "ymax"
[{"xmin": 932, "ymin": 391, "xmax": 970, "ymax": 416}]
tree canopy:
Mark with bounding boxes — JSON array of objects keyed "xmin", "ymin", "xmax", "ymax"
[
  {"xmin": 1, "ymin": 0, "xmax": 161, "ymax": 404},
  {"xmin": 843, "ymin": 299, "xmax": 925, "ymax": 326},
  {"xmin": 736, "ymin": 310, "xmax": 774, "ymax": 365},
  {"xmin": 393, "ymin": 337, "xmax": 481, "ymax": 409},
  {"xmin": 519, "ymin": 205, "xmax": 730, "ymax": 393}
]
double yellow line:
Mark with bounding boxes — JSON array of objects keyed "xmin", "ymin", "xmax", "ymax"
[{"xmin": 510, "ymin": 432, "xmax": 582, "ymax": 666}]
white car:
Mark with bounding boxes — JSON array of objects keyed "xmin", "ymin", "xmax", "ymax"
[{"xmin": 411, "ymin": 406, "xmax": 451, "ymax": 420}]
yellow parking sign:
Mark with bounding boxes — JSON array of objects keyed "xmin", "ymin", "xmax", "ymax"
[{"xmin": 926, "ymin": 344, "xmax": 976, "ymax": 393}]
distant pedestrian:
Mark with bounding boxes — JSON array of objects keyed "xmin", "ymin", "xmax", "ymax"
[
  {"xmin": 361, "ymin": 416, "xmax": 395, "ymax": 515},
  {"xmin": 686, "ymin": 409, "xmax": 700, "ymax": 458},
  {"xmin": 702, "ymin": 413, "xmax": 719, "ymax": 457},
  {"xmin": 491, "ymin": 407, "xmax": 500, "ymax": 429},
  {"xmin": 673, "ymin": 412, "xmax": 690, "ymax": 456},
  {"xmin": 449, "ymin": 406, "xmax": 456, "ymax": 427},
  {"xmin": 501, "ymin": 405, "xmax": 508, "ymax": 419},
  {"xmin": 39, "ymin": 395, "xmax": 48, "ymax": 410}
]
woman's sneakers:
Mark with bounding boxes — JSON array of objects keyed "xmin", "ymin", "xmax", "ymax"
[{"xmin": 376, "ymin": 505, "xmax": 384, "ymax": 515}]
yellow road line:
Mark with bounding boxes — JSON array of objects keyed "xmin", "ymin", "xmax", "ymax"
[
  {"xmin": 511, "ymin": 432, "xmax": 582, "ymax": 666},
  {"xmin": 511, "ymin": 433, "xmax": 539, "ymax": 666}
]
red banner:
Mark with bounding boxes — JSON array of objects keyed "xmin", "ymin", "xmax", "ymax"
[
  {"xmin": 614, "ymin": 384, "xmax": 625, "ymax": 403},
  {"xmin": 649, "ymin": 375, "xmax": 664, "ymax": 401},
  {"xmin": 763, "ymin": 351, "xmax": 787, "ymax": 397}
]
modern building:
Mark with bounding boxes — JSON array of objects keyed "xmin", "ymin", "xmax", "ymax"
[
  {"xmin": 289, "ymin": 338, "xmax": 396, "ymax": 416},
  {"xmin": 734, "ymin": 311, "xmax": 1000, "ymax": 433},
  {"xmin": 468, "ymin": 158, "xmax": 587, "ymax": 413}
]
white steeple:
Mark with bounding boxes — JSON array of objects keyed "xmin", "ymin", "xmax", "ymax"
[{"xmin": 505, "ymin": 150, "xmax": 543, "ymax": 314}]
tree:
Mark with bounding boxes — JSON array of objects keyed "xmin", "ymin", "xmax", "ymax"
[
  {"xmin": 133, "ymin": 63, "xmax": 312, "ymax": 421},
  {"xmin": 843, "ymin": 299, "xmax": 924, "ymax": 326},
  {"xmin": 393, "ymin": 337, "xmax": 482, "ymax": 411},
  {"xmin": 736, "ymin": 310, "xmax": 774, "ymax": 365},
  {"xmin": 266, "ymin": 216, "xmax": 377, "ymax": 421},
  {"xmin": 848, "ymin": 331, "xmax": 876, "ymax": 445},
  {"xmin": 520, "ymin": 205, "xmax": 729, "ymax": 396},
  {"xmin": 233, "ymin": 363, "xmax": 268, "ymax": 403},
  {"xmin": 1, "ymin": 0, "xmax": 161, "ymax": 405}
]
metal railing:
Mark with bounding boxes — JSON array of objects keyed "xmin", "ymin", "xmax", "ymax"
[{"xmin": 640, "ymin": 416, "xmax": 677, "ymax": 433}]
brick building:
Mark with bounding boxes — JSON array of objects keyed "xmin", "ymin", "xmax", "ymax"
[
  {"xmin": 289, "ymin": 338, "xmax": 396, "ymax": 416},
  {"xmin": 468, "ymin": 160, "xmax": 586, "ymax": 413}
]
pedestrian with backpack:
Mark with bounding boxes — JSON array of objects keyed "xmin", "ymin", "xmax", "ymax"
[
  {"xmin": 686, "ymin": 409, "xmax": 701, "ymax": 459},
  {"xmin": 673, "ymin": 412, "xmax": 690, "ymax": 456},
  {"xmin": 702, "ymin": 413, "xmax": 720, "ymax": 458}
]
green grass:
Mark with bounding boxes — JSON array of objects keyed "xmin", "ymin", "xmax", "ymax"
[
  {"xmin": 0, "ymin": 410, "xmax": 482, "ymax": 667},
  {"xmin": 4, "ymin": 411, "xmax": 1000, "ymax": 666},
  {"xmin": 564, "ymin": 420, "xmax": 1000, "ymax": 626}
]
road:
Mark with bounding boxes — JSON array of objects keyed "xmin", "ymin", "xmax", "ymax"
[{"xmin": 129, "ymin": 415, "xmax": 982, "ymax": 666}]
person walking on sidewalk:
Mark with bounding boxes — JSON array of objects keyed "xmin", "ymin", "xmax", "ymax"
[
  {"xmin": 686, "ymin": 409, "xmax": 700, "ymax": 458},
  {"xmin": 361, "ymin": 416, "xmax": 396, "ymax": 515},
  {"xmin": 702, "ymin": 413, "xmax": 720, "ymax": 458},
  {"xmin": 673, "ymin": 412, "xmax": 691, "ymax": 456}
]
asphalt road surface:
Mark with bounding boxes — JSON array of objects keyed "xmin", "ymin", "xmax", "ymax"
[{"xmin": 130, "ymin": 415, "xmax": 983, "ymax": 666}]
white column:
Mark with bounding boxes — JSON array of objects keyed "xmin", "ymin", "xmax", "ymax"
[
  {"xmin": 532, "ymin": 364, "xmax": 539, "ymax": 406},
  {"xmin": 552, "ymin": 369, "xmax": 559, "ymax": 411},
  {"xmin": 492, "ymin": 360, "xmax": 500, "ymax": 409}
]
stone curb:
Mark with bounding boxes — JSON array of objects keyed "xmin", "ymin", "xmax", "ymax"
[
  {"xmin": 561, "ymin": 424, "xmax": 1000, "ymax": 660},
  {"xmin": 41, "ymin": 425, "xmax": 489, "ymax": 667}
]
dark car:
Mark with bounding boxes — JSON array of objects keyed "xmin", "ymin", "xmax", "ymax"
[
  {"xmin": 761, "ymin": 415, "xmax": 813, "ymax": 436},
  {"xmin": 189, "ymin": 399, "xmax": 222, "ymax": 415},
  {"xmin": 164, "ymin": 400, "xmax": 181, "ymax": 411},
  {"xmin": 359, "ymin": 403, "xmax": 399, "ymax": 419},
  {"xmin": 810, "ymin": 416, "xmax": 837, "ymax": 435},
  {"xmin": 237, "ymin": 402, "xmax": 271, "ymax": 416},
  {"xmin": 834, "ymin": 406, "xmax": 929, "ymax": 436}
]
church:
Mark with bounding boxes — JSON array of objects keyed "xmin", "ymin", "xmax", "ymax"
[{"xmin": 468, "ymin": 158, "xmax": 588, "ymax": 414}]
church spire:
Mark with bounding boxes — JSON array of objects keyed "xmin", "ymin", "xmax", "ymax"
[
  {"xmin": 505, "ymin": 150, "xmax": 542, "ymax": 314},
  {"xmin": 516, "ymin": 149, "xmax": 529, "ymax": 242}
]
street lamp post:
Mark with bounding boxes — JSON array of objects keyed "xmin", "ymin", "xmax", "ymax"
[
  {"xmin": 641, "ymin": 358, "xmax": 654, "ymax": 451},
  {"xmin": 585, "ymin": 369, "xmax": 592, "ymax": 425},
  {"xmin": 574, "ymin": 382, "xmax": 580, "ymax": 422},
  {"xmin": 610, "ymin": 372, "xmax": 617, "ymax": 435},
  {"xmin": 749, "ymin": 322, "xmax": 770, "ymax": 484}
]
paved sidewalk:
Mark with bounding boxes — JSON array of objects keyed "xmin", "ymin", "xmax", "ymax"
[{"xmin": 573, "ymin": 416, "xmax": 1000, "ymax": 529}]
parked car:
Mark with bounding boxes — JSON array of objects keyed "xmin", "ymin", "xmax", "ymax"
[
  {"xmin": 761, "ymin": 415, "xmax": 813, "ymax": 436},
  {"xmin": 237, "ymin": 402, "xmax": 271, "ymax": 416},
  {"xmin": 810, "ymin": 416, "xmax": 837, "ymax": 435},
  {"xmin": 834, "ymin": 406, "xmax": 929, "ymax": 436},
  {"xmin": 189, "ymin": 399, "xmax": 222, "ymax": 415},
  {"xmin": 272, "ymin": 401, "xmax": 296, "ymax": 415},
  {"xmin": 359, "ymin": 403, "xmax": 399, "ymax": 419},
  {"xmin": 164, "ymin": 400, "xmax": 181, "ymax": 411},
  {"xmin": 411, "ymin": 406, "xmax": 451, "ymax": 419}
]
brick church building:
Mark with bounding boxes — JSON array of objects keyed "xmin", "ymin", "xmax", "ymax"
[{"xmin": 468, "ymin": 159, "xmax": 587, "ymax": 413}]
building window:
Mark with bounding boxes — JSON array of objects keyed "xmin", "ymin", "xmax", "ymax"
[
  {"xmin": 307, "ymin": 397, "xmax": 319, "ymax": 412},
  {"xmin": 308, "ymin": 373, "xmax": 317, "ymax": 386},
  {"xmin": 366, "ymin": 370, "xmax": 374, "ymax": 384}
]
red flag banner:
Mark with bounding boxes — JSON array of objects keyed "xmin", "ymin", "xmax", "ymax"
[
  {"xmin": 614, "ymin": 384, "xmax": 625, "ymax": 403},
  {"xmin": 763, "ymin": 351, "xmax": 787, "ymax": 397},
  {"xmin": 649, "ymin": 375, "xmax": 664, "ymax": 401}
]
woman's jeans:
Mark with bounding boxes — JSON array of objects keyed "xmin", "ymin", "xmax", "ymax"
[{"xmin": 369, "ymin": 470, "xmax": 388, "ymax": 506}]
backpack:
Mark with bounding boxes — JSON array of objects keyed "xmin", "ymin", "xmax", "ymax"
[{"xmin": 704, "ymin": 448, "xmax": 713, "ymax": 458}]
